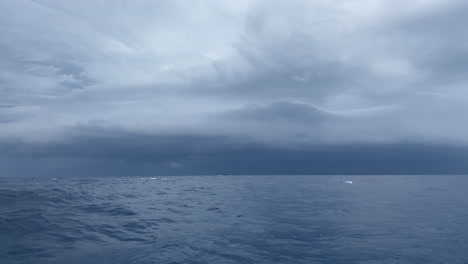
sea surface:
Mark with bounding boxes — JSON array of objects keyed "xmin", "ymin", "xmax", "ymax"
[{"xmin": 1, "ymin": 175, "xmax": 468, "ymax": 264}]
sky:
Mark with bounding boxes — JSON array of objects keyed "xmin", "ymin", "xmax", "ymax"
[{"xmin": 1, "ymin": 0, "xmax": 468, "ymax": 176}]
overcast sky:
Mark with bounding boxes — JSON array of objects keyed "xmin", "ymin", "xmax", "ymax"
[{"xmin": 1, "ymin": 0, "xmax": 468, "ymax": 176}]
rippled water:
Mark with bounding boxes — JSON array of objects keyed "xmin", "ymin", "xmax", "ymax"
[{"xmin": 1, "ymin": 175, "xmax": 468, "ymax": 264}]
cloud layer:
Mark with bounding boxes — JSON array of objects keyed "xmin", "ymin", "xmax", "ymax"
[{"xmin": 1, "ymin": 0, "xmax": 468, "ymax": 175}]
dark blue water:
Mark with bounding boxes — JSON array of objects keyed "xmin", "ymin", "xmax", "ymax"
[{"xmin": 1, "ymin": 175, "xmax": 468, "ymax": 264}]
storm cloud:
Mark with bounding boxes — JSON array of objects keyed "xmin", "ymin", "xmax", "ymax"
[{"xmin": 1, "ymin": 0, "xmax": 468, "ymax": 176}]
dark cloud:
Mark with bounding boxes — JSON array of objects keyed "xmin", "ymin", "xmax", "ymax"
[
  {"xmin": 1, "ymin": 0, "xmax": 468, "ymax": 176},
  {"xmin": 3, "ymin": 133, "xmax": 468, "ymax": 176},
  {"xmin": 218, "ymin": 102, "xmax": 333, "ymax": 122}
]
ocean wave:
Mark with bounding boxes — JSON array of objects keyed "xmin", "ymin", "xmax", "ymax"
[{"xmin": 1, "ymin": 175, "xmax": 468, "ymax": 263}]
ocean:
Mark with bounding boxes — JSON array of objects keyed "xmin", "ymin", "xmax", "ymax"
[{"xmin": 1, "ymin": 175, "xmax": 467, "ymax": 264}]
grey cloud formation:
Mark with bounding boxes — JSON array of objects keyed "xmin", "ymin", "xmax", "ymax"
[{"xmin": 1, "ymin": 0, "xmax": 468, "ymax": 176}]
